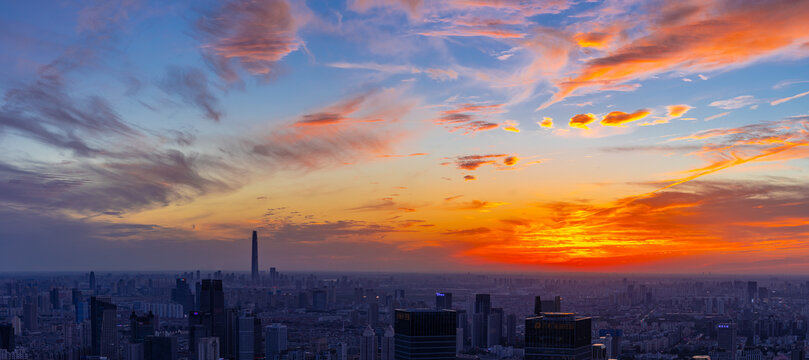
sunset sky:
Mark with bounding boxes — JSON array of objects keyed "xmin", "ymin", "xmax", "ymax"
[{"xmin": 1, "ymin": 0, "xmax": 808, "ymax": 273}]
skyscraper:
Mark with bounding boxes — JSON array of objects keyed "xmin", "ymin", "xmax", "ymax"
[
  {"xmin": 717, "ymin": 322, "xmax": 737, "ymax": 360},
  {"xmin": 360, "ymin": 325, "xmax": 377, "ymax": 360},
  {"xmin": 190, "ymin": 279, "xmax": 226, "ymax": 359},
  {"xmin": 130, "ymin": 311, "xmax": 156, "ymax": 343},
  {"xmin": 436, "ymin": 292, "xmax": 452, "ymax": 310},
  {"xmin": 369, "ymin": 302, "xmax": 380, "ymax": 326},
  {"xmin": 747, "ymin": 281, "xmax": 757, "ymax": 303},
  {"xmin": 525, "ymin": 313, "xmax": 591, "ymax": 360},
  {"xmin": 506, "ymin": 314, "xmax": 517, "ymax": 346},
  {"xmin": 488, "ymin": 308, "xmax": 503, "ymax": 347},
  {"xmin": 251, "ymin": 230, "xmax": 259, "ymax": 283},
  {"xmin": 91, "ymin": 296, "xmax": 119, "ymax": 360},
  {"xmin": 197, "ymin": 337, "xmax": 221, "ymax": 360},
  {"xmin": 381, "ymin": 325, "xmax": 395, "ymax": 360},
  {"xmin": 89, "ymin": 271, "xmax": 97, "ymax": 292},
  {"xmin": 456, "ymin": 310, "xmax": 469, "ymax": 351},
  {"xmin": 0, "ymin": 323, "xmax": 13, "ymax": 351},
  {"xmin": 265, "ymin": 323, "xmax": 288, "ymax": 360},
  {"xmin": 235, "ymin": 316, "xmax": 255, "ymax": 360},
  {"xmin": 473, "ymin": 294, "xmax": 491, "ymax": 348},
  {"xmin": 534, "ymin": 296, "xmax": 562, "ymax": 314},
  {"xmin": 22, "ymin": 301, "xmax": 37, "ymax": 333},
  {"xmin": 171, "ymin": 278, "xmax": 194, "ymax": 314},
  {"xmin": 394, "ymin": 309, "xmax": 456, "ymax": 360}
]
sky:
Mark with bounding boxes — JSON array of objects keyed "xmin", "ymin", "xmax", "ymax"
[{"xmin": 1, "ymin": 0, "xmax": 808, "ymax": 273}]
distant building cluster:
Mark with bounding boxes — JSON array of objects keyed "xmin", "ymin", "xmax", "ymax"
[{"xmin": 1, "ymin": 232, "xmax": 808, "ymax": 360}]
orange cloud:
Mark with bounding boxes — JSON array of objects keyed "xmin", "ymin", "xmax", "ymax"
[
  {"xmin": 502, "ymin": 120, "xmax": 520, "ymax": 132},
  {"xmin": 538, "ymin": 117, "xmax": 553, "ymax": 128},
  {"xmin": 600, "ymin": 109, "xmax": 651, "ymax": 126},
  {"xmin": 442, "ymin": 227, "xmax": 492, "ymax": 236},
  {"xmin": 666, "ymin": 104, "xmax": 692, "ymax": 118},
  {"xmin": 459, "ymin": 200, "xmax": 508, "ymax": 211},
  {"xmin": 574, "ymin": 31, "xmax": 611, "ymax": 48},
  {"xmin": 539, "ymin": 0, "xmax": 809, "ymax": 108},
  {"xmin": 454, "ymin": 154, "xmax": 507, "ymax": 170},
  {"xmin": 435, "ymin": 103, "xmax": 504, "ymax": 134},
  {"xmin": 251, "ymin": 89, "xmax": 414, "ymax": 169},
  {"xmin": 377, "ymin": 153, "xmax": 428, "ymax": 158},
  {"xmin": 503, "ymin": 156, "xmax": 518, "ymax": 166},
  {"xmin": 569, "ymin": 113, "xmax": 596, "ymax": 129},
  {"xmin": 442, "ymin": 103, "xmax": 504, "ymax": 115},
  {"xmin": 463, "ymin": 175, "xmax": 476, "ymax": 181}
]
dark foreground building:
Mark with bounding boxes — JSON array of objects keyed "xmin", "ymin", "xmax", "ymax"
[
  {"xmin": 525, "ymin": 313, "xmax": 591, "ymax": 360},
  {"xmin": 394, "ymin": 309, "xmax": 456, "ymax": 360}
]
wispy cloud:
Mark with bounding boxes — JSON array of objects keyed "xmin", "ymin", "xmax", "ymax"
[
  {"xmin": 771, "ymin": 90, "xmax": 809, "ymax": 106},
  {"xmin": 709, "ymin": 95, "xmax": 758, "ymax": 110},
  {"xmin": 196, "ymin": 0, "xmax": 302, "ymax": 83},
  {"xmin": 538, "ymin": 0, "xmax": 809, "ymax": 109}
]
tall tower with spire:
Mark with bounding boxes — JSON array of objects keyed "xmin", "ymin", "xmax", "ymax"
[{"xmin": 251, "ymin": 230, "xmax": 259, "ymax": 283}]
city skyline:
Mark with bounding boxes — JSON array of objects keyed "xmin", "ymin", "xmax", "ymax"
[{"xmin": 2, "ymin": 0, "xmax": 809, "ymax": 273}]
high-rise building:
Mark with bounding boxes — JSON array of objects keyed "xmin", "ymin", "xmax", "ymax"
[
  {"xmin": 456, "ymin": 310, "xmax": 469, "ymax": 351},
  {"xmin": 130, "ymin": 311, "xmax": 156, "ymax": 343},
  {"xmin": 89, "ymin": 271, "xmax": 97, "ymax": 292},
  {"xmin": 0, "ymin": 323, "xmax": 13, "ymax": 351},
  {"xmin": 197, "ymin": 337, "xmax": 220, "ymax": 360},
  {"xmin": 717, "ymin": 322, "xmax": 737, "ymax": 360},
  {"xmin": 758, "ymin": 287, "xmax": 769, "ymax": 302},
  {"xmin": 312, "ymin": 290, "xmax": 327, "ymax": 311},
  {"xmin": 473, "ymin": 294, "xmax": 491, "ymax": 348},
  {"xmin": 534, "ymin": 296, "xmax": 562, "ymax": 315},
  {"xmin": 597, "ymin": 329, "xmax": 622, "ymax": 357},
  {"xmin": 235, "ymin": 316, "xmax": 255, "ymax": 360},
  {"xmin": 592, "ymin": 344, "xmax": 607, "ymax": 360},
  {"xmin": 436, "ymin": 292, "xmax": 452, "ymax": 310},
  {"xmin": 50, "ymin": 288, "xmax": 61, "ymax": 311},
  {"xmin": 189, "ymin": 312, "xmax": 210, "ymax": 360},
  {"xmin": 360, "ymin": 325, "xmax": 377, "ymax": 360},
  {"xmin": 171, "ymin": 278, "xmax": 194, "ymax": 314},
  {"xmin": 269, "ymin": 268, "xmax": 278, "ymax": 287},
  {"xmin": 747, "ymin": 281, "xmax": 757, "ymax": 303},
  {"xmin": 23, "ymin": 301, "xmax": 37, "ymax": 332},
  {"xmin": 251, "ymin": 230, "xmax": 259, "ymax": 283},
  {"xmin": 124, "ymin": 342, "xmax": 144, "ymax": 360},
  {"xmin": 189, "ymin": 279, "xmax": 225, "ymax": 359},
  {"xmin": 91, "ymin": 296, "xmax": 119, "ymax": 360},
  {"xmin": 265, "ymin": 323, "xmax": 288, "ymax": 360},
  {"xmin": 488, "ymin": 308, "xmax": 503, "ymax": 347},
  {"xmin": 144, "ymin": 335, "xmax": 177, "ymax": 360},
  {"xmin": 200, "ymin": 279, "xmax": 226, "ymax": 340},
  {"xmin": 475, "ymin": 294, "xmax": 491, "ymax": 314},
  {"xmin": 394, "ymin": 309, "xmax": 456, "ymax": 360},
  {"xmin": 381, "ymin": 325, "xmax": 395, "ymax": 360},
  {"xmin": 790, "ymin": 344, "xmax": 805, "ymax": 360},
  {"xmin": 525, "ymin": 313, "xmax": 591, "ymax": 360},
  {"xmin": 369, "ymin": 302, "xmax": 379, "ymax": 326},
  {"xmin": 506, "ymin": 314, "xmax": 517, "ymax": 346}
]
